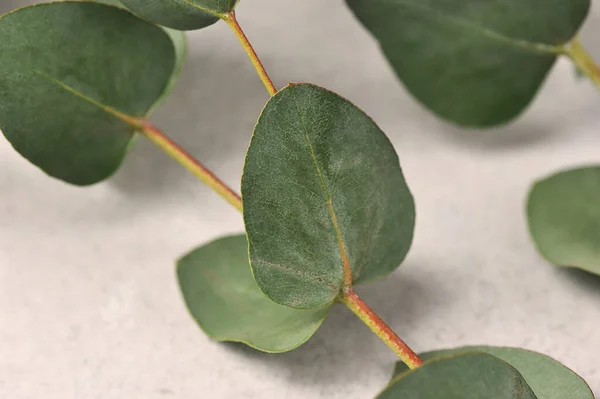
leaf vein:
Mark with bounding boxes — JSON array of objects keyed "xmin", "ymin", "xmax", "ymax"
[{"xmin": 377, "ymin": 0, "xmax": 565, "ymax": 54}]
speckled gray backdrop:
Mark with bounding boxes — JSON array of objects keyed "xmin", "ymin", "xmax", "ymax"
[{"xmin": 1, "ymin": 1, "xmax": 599, "ymax": 398}]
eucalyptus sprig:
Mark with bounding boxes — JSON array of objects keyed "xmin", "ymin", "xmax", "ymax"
[{"xmin": 1, "ymin": 0, "xmax": 598, "ymax": 397}]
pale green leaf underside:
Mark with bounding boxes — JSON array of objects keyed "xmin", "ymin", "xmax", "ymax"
[
  {"xmin": 393, "ymin": 346, "xmax": 594, "ymax": 399},
  {"xmin": 177, "ymin": 235, "xmax": 329, "ymax": 353},
  {"xmin": 120, "ymin": 0, "xmax": 240, "ymax": 30},
  {"xmin": 345, "ymin": 0, "xmax": 590, "ymax": 126},
  {"xmin": 0, "ymin": 2, "xmax": 176, "ymax": 185},
  {"xmin": 527, "ymin": 166, "xmax": 600, "ymax": 276},
  {"xmin": 242, "ymin": 83, "xmax": 415, "ymax": 309},
  {"xmin": 379, "ymin": 352, "xmax": 537, "ymax": 399}
]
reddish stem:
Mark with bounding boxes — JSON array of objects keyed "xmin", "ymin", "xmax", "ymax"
[{"xmin": 340, "ymin": 289, "xmax": 423, "ymax": 369}]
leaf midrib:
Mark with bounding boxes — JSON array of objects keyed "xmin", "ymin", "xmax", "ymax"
[
  {"xmin": 375, "ymin": 0, "xmax": 566, "ymax": 54},
  {"xmin": 5, "ymin": 54, "xmax": 136, "ymax": 124},
  {"xmin": 181, "ymin": 0, "xmax": 224, "ymax": 18},
  {"xmin": 289, "ymin": 86, "xmax": 353, "ymax": 290}
]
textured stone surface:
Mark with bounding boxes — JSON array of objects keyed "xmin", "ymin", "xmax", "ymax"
[{"xmin": 1, "ymin": 0, "xmax": 600, "ymax": 398}]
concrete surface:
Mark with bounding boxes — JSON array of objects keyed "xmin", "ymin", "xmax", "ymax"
[{"xmin": 1, "ymin": 0, "xmax": 600, "ymax": 398}]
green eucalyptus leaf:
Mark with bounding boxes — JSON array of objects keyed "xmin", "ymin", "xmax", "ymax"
[
  {"xmin": 379, "ymin": 352, "xmax": 537, "ymax": 399},
  {"xmin": 0, "ymin": 2, "xmax": 177, "ymax": 185},
  {"xmin": 527, "ymin": 166, "xmax": 600, "ymax": 275},
  {"xmin": 393, "ymin": 346, "xmax": 594, "ymax": 399},
  {"xmin": 177, "ymin": 235, "xmax": 329, "ymax": 353},
  {"xmin": 120, "ymin": 0, "xmax": 239, "ymax": 31},
  {"xmin": 346, "ymin": 0, "xmax": 590, "ymax": 127},
  {"xmin": 242, "ymin": 83, "xmax": 415, "ymax": 309},
  {"xmin": 96, "ymin": 0, "xmax": 187, "ymax": 110}
]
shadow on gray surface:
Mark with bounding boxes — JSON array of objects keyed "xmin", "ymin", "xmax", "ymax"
[
  {"xmin": 429, "ymin": 117, "xmax": 561, "ymax": 151},
  {"xmin": 221, "ymin": 266, "xmax": 450, "ymax": 390},
  {"xmin": 558, "ymin": 267, "xmax": 600, "ymax": 295},
  {"xmin": 109, "ymin": 50, "xmax": 269, "ymax": 197}
]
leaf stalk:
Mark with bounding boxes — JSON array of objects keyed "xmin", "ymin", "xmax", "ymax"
[
  {"xmin": 566, "ymin": 37, "xmax": 600, "ymax": 90},
  {"xmin": 222, "ymin": 11, "xmax": 278, "ymax": 96},
  {"xmin": 340, "ymin": 289, "xmax": 423, "ymax": 370},
  {"xmin": 139, "ymin": 121, "xmax": 243, "ymax": 211}
]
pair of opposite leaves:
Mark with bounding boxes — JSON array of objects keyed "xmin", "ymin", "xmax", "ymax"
[{"xmin": 0, "ymin": 2, "xmax": 596, "ymax": 398}]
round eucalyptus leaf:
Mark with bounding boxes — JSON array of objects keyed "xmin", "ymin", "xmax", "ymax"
[
  {"xmin": 120, "ymin": 0, "xmax": 239, "ymax": 31},
  {"xmin": 346, "ymin": 0, "xmax": 590, "ymax": 127},
  {"xmin": 393, "ymin": 346, "xmax": 594, "ymax": 399},
  {"xmin": 178, "ymin": 235, "xmax": 330, "ymax": 353},
  {"xmin": 527, "ymin": 166, "xmax": 600, "ymax": 275},
  {"xmin": 242, "ymin": 83, "xmax": 415, "ymax": 309},
  {"xmin": 379, "ymin": 352, "xmax": 537, "ymax": 399},
  {"xmin": 0, "ymin": 2, "xmax": 177, "ymax": 185}
]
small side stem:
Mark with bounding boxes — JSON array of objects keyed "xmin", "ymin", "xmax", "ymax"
[
  {"xmin": 140, "ymin": 121, "xmax": 243, "ymax": 212},
  {"xmin": 566, "ymin": 37, "xmax": 600, "ymax": 90},
  {"xmin": 340, "ymin": 289, "xmax": 423, "ymax": 370},
  {"xmin": 222, "ymin": 11, "xmax": 278, "ymax": 96}
]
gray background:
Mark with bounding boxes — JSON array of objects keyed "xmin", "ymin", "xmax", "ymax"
[{"xmin": 1, "ymin": 0, "xmax": 600, "ymax": 398}]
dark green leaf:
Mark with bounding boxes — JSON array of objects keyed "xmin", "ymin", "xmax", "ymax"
[
  {"xmin": 242, "ymin": 83, "xmax": 415, "ymax": 309},
  {"xmin": 527, "ymin": 166, "xmax": 600, "ymax": 275},
  {"xmin": 0, "ymin": 2, "xmax": 176, "ymax": 185},
  {"xmin": 178, "ymin": 235, "xmax": 329, "ymax": 353},
  {"xmin": 393, "ymin": 346, "xmax": 594, "ymax": 399},
  {"xmin": 97, "ymin": 0, "xmax": 187, "ymax": 110},
  {"xmin": 346, "ymin": 0, "xmax": 590, "ymax": 127},
  {"xmin": 120, "ymin": 0, "xmax": 239, "ymax": 31},
  {"xmin": 379, "ymin": 352, "xmax": 537, "ymax": 399}
]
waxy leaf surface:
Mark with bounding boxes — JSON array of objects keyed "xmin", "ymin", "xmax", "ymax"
[
  {"xmin": 393, "ymin": 346, "xmax": 594, "ymax": 399},
  {"xmin": 242, "ymin": 84, "xmax": 415, "ymax": 309},
  {"xmin": 379, "ymin": 352, "xmax": 537, "ymax": 399},
  {"xmin": 178, "ymin": 235, "xmax": 329, "ymax": 352},
  {"xmin": 527, "ymin": 166, "xmax": 600, "ymax": 276},
  {"xmin": 0, "ymin": 2, "xmax": 177, "ymax": 185},
  {"xmin": 121, "ymin": 0, "xmax": 239, "ymax": 30},
  {"xmin": 346, "ymin": 0, "xmax": 590, "ymax": 126}
]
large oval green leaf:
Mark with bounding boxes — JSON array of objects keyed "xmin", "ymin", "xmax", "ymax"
[
  {"xmin": 177, "ymin": 235, "xmax": 329, "ymax": 353},
  {"xmin": 393, "ymin": 346, "xmax": 594, "ymax": 399},
  {"xmin": 346, "ymin": 0, "xmax": 590, "ymax": 127},
  {"xmin": 379, "ymin": 352, "xmax": 537, "ymax": 399},
  {"xmin": 120, "ymin": 0, "xmax": 239, "ymax": 31},
  {"xmin": 527, "ymin": 166, "xmax": 600, "ymax": 275},
  {"xmin": 242, "ymin": 84, "xmax": 415, "ymax": 309},
  {"xmin": 0, "ymin": 2, "xmax": 176, "ymax": 186}
]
